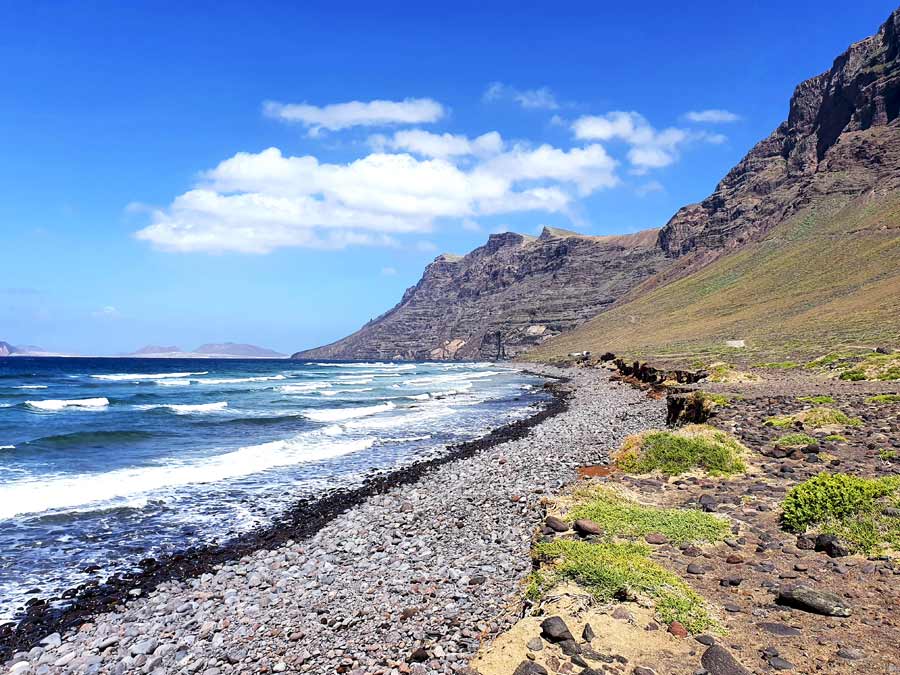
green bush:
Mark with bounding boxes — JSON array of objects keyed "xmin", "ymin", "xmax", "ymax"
[
  {"xmin": 615, "ymin": 425, "xmax": 746, "ymax": 476},
  {"xmin": 766, "ymin": 407, "xmax": 860, "ymax": 429},
  {"xmin": 568, "ymin": 487, "xmax": 730, "ymax": 545},
  {"xmin": 867, "ymin": 394, "xmax": 900, "ymax": 404},
  {"xmin": 782, "ymin": 473, "xmax": 898, "ymax": 531},
  {"xmin": 775, "ymin": 433, "xmax": 817, "ymax": 448},
  {"xmin": 534, "ymin": 539, "xmax": 718, "ymax": 633},
  {"xmin": 839, "ymin": 370, "xmax": 867, "ymax": 381},
  {"xmin": 781, "ymin": 473, "xmax": 900, "ymax": 554}
]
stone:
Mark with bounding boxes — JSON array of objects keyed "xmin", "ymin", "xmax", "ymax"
[
  {"xmin": 814, "ymin": 534, "xmax": 851, "ymax": 558},
  {"xmin": 526, "ymin": 637, "xmax": 543, "ymax": 652},
  {"xmin": 130, "ymin": 639, "xmax": 158, "ymax": 656},
  {"xmin": 512, "ymin": 662, "xmax": 548, "ymax": 675},
  {"xmin": 540, "ymin": 616, "xmax": 575, "ymax": 643},
  {"xmin": 408, "ymin": 647, "xmax": 429, "ymax": 663},
  {"xmin": 545, "ymin": 515, "xmax": 569, "ymax": 532},
  {"xmin": 769, "ymin": 656, "xmax": 795, "ymax": 670},
  {"xmin": 757, "ymin": 622, "xmax": 801, "ymax": 637},
  {"xmin": 700, "ymin": 644, "xmax": 752, "ymax": 675},
  {"xmin": 686, "ymin": 562, "xmax": 705, "ymax": 575},
  {"xmin": 644, "ymin": 533, "xmax": 668, "ymax": 544},
  {"xmin": 581, "ymin": 623, "xmax": 595, "ymax": 641},
  {"xmin": 558, "ymin": 639, "xmax": 581, "ymax": 656},
  {"xmin": 796, "ymin": 534, "xmax": 816, "ymax": 550},
  {"xmin": 777, "ymin": 585, "xmax": 852, "ymax": 616},
  {"xmin": 667, "ymin": 621, "xmax": 688, "ymax": 638},
  {"xmin": 573, "ymin": 519, "xmax": 603, "ymax": 536},
  {"xmin": 837, "ymin": 647, "xmax": 865, "ymax": 660}
]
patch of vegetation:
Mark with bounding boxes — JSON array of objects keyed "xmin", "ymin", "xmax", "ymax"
[
  {"xmin": 824, "ymin": 434, "xmax": 848, "ymax": 442},
  {"xmin": 568, "ymin": 487, "xmax": 730, "ymax": 545},
  {"xmin": 534, "ymin": 539, "xmax": 718, "ymax": 633},
  {"xmin": 798, "ymin": 395, "xmax": 835, "ymax": 404},
  {"xmin": 805, "ymin": 353, "xmax": 856, "ymax": 369},
  {"xmin": 775, "ymin": 433, "xmax": 817, "ymax": 448},
  {"xmin": 834, "ymin": 353, "xmax": 900, "ymax": 382},
  {"xmin": 706, "ymin": 363, "xmax": 760, "ymax": 384},
  {"xmin": 696, "ymin": 391, "xmax": 733, "ymax": 407},
  {"xmin": 615, "ymin": 424, "xmax": 747, "ymax": 476},
  {"xmin": 524, "ymin": 570, "xmax": 552, "ymax": 602},
  {"xmin": 780, "ymin": 473, "xmax": 900, "ymax": 554},
  {"xmin": 879, "ymin": 449, "xmax": 899, "ymax": 461},
  {"xmin": 867, "ymin": 394, "xmax": 900, "ymax": 404},
  {"xmin": 765, "ymin": 406, "xmax": 861, "ymax": 429},
  {"xmin": 754, "ymin": 361, "xmax": 800, "ymax": 369}
]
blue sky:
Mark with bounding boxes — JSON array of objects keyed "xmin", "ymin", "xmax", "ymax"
[{"xmin": 2, "ymin": 0, "xmax": 896, "ymax": 355}]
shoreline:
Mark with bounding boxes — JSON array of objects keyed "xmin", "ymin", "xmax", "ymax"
[
  {"xmin": 1, "ymin": 365, "xmax": 667, "ymax": 675},
  {"xmin": 0, "ymin": 375, "xmax": 570, "ymax": 662}
]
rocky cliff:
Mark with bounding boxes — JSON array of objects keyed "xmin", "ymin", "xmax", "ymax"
[
  {"xmin": 658, "ymin": 7, "xmax": 900, "ymax": 261},
  {"xmin": 294, "ymin": 227, "xmax": 666, "ymax": 360},
  {"xmin": 296, "ymin": 8, "xmax": 900, "ymax": 362}
]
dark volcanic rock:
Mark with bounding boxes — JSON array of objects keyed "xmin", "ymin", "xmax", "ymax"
[
  {"xmin": 700, "ymin": 644, "xmax": 753, "ymax": 675},
  {"xmin": 777, "ymin": 585, "xmax": 852, "ymax": 616},
  {"xmin": 513, "ymin": 661, "xmax": 549, "ymax": 675},
  {"xmin": 540, "ymin": 616, "xmax": 575, "ymax": 643},
  {"xmin": 814, "ymin": 533, "xmax": 851, "ymax": 557},
  {"xmin": 573, "ymin": 518, "xmax": 603, "ymax": 536}
]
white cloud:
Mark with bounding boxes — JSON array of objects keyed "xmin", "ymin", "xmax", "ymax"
[
  {"xmin": 461, "ymin": 218, "xmax": 482, "ymax": 231},
  {"xmin": 135, "ymin": 140, "xmax": 620, "ymax": 253},
  {"xmin": 380, "ymin": 266, "xmax": 397, "ymax": 276},
  {"xmin": 572, "ymin": 111, "xmax": 722, "ymax": 173},
  {"xmin": 263, "ymin": 98, "xmax": 445, "ymax": 135},
  {"xmin": 483, "ymin": 82, "xmax": 559, "ymax": 110},
  {"xmin": 372, "ymin": 129, "xmax": 503, "ymax": 158},
  {"xmin": 684, "ymin": 109, "xmax": 740, "ymax": 123}
]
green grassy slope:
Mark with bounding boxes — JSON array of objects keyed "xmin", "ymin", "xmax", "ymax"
[{"xmin": 528, "ymin": 194, "xmax": 900, "ymax": 365}]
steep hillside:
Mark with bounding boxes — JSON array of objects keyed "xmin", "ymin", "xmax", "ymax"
[
  {"xmin": 294, "ymin": 227, "xmax": 667, "ymax": 360},
  {"xmin": 532, "ymin": 7, "xmax": 900, "ymax": 364}
]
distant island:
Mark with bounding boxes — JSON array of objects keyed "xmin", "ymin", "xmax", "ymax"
[
  {"xmin": 0, "ymin": 340, "xmax": 286, "ymax": 358},
  {"xmin": 127, "ymin": 342, "xmax": 286, "ymax": 358}
]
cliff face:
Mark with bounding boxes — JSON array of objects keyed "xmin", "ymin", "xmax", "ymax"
[
  {"xmin": 296, "ymin": 8, "xmax": 900, "ymax": 362},
  {"xmin": 294, "ymin": 227, "xmax": 667, "ymax": 360},
  {"xmin": 658, "ymin": 8, "xmax": 900, "ymax": 258}
]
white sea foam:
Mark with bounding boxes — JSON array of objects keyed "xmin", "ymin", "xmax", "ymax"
[
  {"xmin": 403, "ymin": 371, "xmax": 501, "ymax": 386},
  {"xmin": 279, "ymin": 382, "xmax": 332, "ymax": 393},
  {"xmin": 320, "ymin": 387, "xmax": 374, "ymax": 396},
  {"xmin": 154, "ymin": 378, "xmax": 192, "ymax": 386},
  {"xmin": 135, "ymin": 401, "xmax": 228, "ymax": 414},
  {"xmin": 0, "ymin": 445, "xmax": 14, "ymax": 450},
  {"xmin": 304, "ymin": 401, "xmax": 395, "ymax": 422},
  {"xmin": 405, "ymin": 393, "xmax": 431, "ymax": 400},
  {"xmin": 0, "ymin": 431, "xmax": 375, "ymax": 520},
  {"xmin": 334, "ymin": 376, "xmax": 374, "ymax": 384},
  {"xmin": 382, "ymin": 434, "xmax": 432, "ymax": 443},
  {"xmin": 14, "ymin": 385, "xmax": 47, "ymax": 389},
  {"xmin": 91, "ymin": 371, "xmax": 208, "ymax": 381},
  {"xmin": 197, "ymin": 375, "xmax": 286, "ymax": 385},
  {"xmin": 26, "ymin": 398, "xmax": 109, "ymax": 411}
]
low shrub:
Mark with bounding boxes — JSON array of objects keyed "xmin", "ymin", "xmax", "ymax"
[
  {"xmin": 765, "ymin": 406, "xmax": 860, "ymax": 429},
  {"xmin": 754, "ymin": 361, "xmax": 800, "ymax": 369},
  {"xmin": 780, "ymin": 473, "xmax": 900, "ymax": 554},
  {"xmin": 568, "ymin": 487, "xmax": 730, "ymax": 545},
  {"xmin": 775, "ymin": 433, "xmax": 817, "ymax": 448},
  {"xmin": 824, "ymin": 434, "xmax": 847, "ymax": 442},
  {"xmin": 533, "ymin": 539, "xmax": 718, "ymax": 633},
  {"xmin": 615, "ymin": 425, "xmax": 746, "ymax": 476},
  {"xmin": 867, "ymin": 394, "xmax": 900, "ymax": 404}
]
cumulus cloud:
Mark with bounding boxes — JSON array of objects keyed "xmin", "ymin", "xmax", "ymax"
[
  {"xmin": 134, "ymin": 141, "xmax": 620, "ymax": 253},
  {"xmin": 572, "ymin": 111, "xmax": 724, "ymax": 173},
  {"xmin": 371, "ymin": 129, "xmax": 503, "ymax": 158},
  {"xmin": 684, "ymin": 109, "xmax": 741, "ymax": 123},
  {"xmin": 483, "ymin": 82, "xmax": 559, "ymax": 110},
  {"xmin": 263, "ymin": 98, "xmax": 444, "ymax": 135}
]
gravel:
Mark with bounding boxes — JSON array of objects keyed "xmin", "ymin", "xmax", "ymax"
[{"xmin": 2, "ymin": 366, "xmax": 664, "ymax": 675}]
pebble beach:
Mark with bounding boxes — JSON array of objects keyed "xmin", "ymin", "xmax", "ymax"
[{"xmin": 2, "ymin": 366, "xmax": 664, "ymax": 675}]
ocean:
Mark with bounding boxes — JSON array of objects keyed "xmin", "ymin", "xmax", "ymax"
[{"xmin": 0, "ymin": 357, "xmax": 547, "ymax": 622}]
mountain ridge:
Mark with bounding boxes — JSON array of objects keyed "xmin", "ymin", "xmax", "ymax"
[{"xmin": 295, "ymin": 7, "xmax": 900, "ymax": 362}]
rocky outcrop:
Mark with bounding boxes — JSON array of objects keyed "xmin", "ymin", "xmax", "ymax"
[
  {"xmin": 294, "ymin": 227, "xmax": 667, "ymax": 360},
  {"xmin": 658, "ymin": 8, "xmax": 900, "ymax": 258}
]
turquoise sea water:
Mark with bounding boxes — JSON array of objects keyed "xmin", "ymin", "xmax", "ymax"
[{"xmin": 0, "ymin": 357, "xmax": 546, "ymax": 622}]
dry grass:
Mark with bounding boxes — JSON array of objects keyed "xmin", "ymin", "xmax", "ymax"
[{"xmin": 528, "ymin": 194, "xmax": 900, "ymax": 365}]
